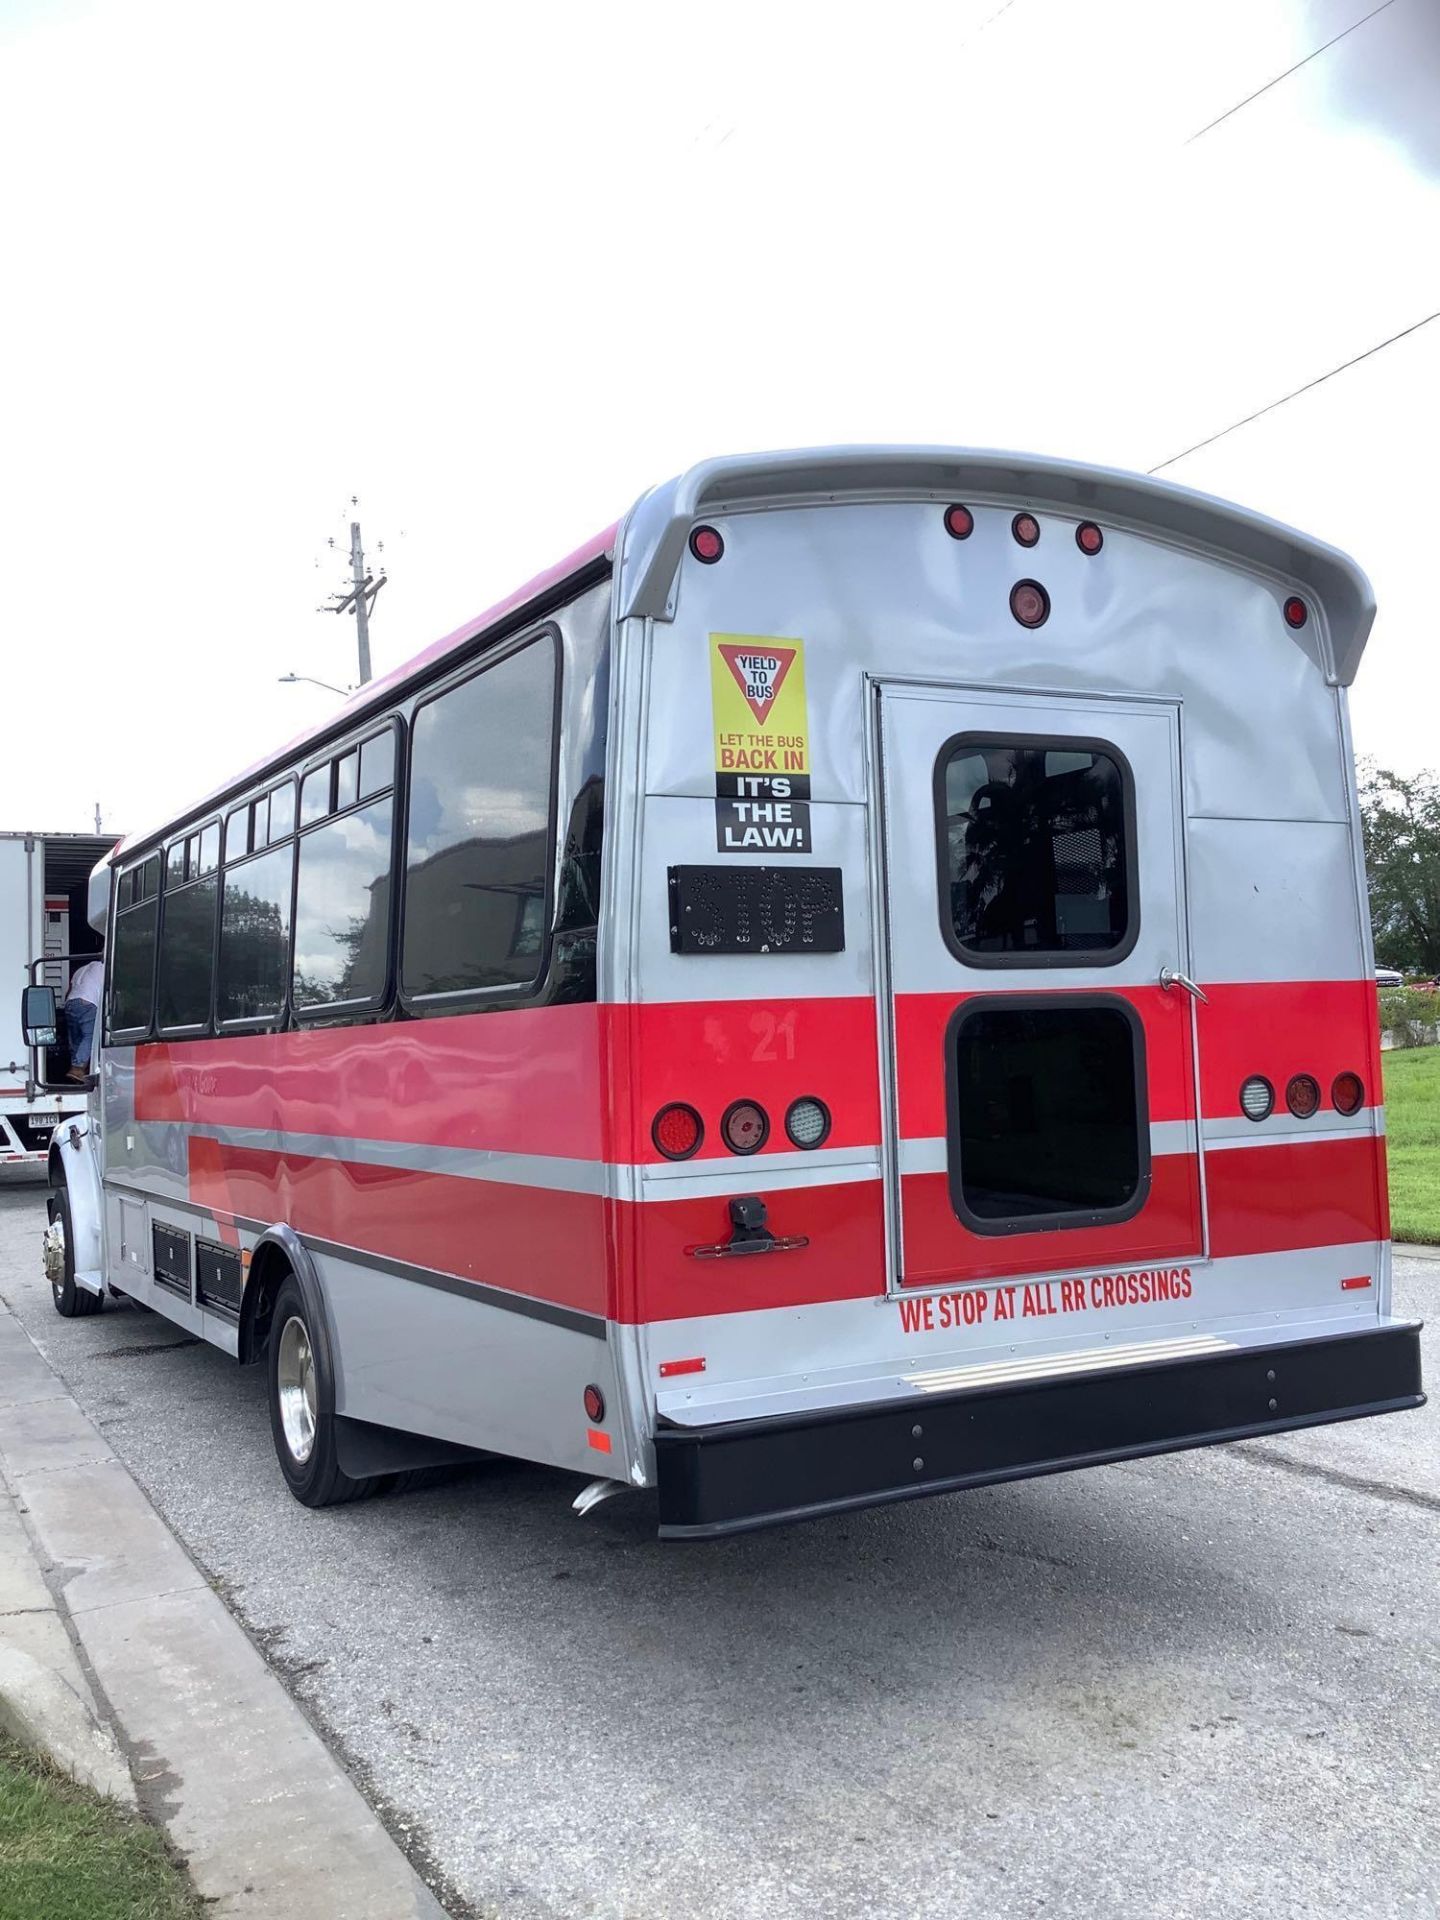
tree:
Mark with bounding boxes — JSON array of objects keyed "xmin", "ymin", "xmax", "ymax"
[{"xmin": 1359, "ymin": 763, "xmax": 1440, "ymax": 974}]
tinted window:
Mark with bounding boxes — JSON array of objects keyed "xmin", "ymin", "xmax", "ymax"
[
  {"xmin": 111, "ymin": 858, "xmax": 160, "ymax": 1032},
  {"xmin": 166, "ymin": 843, "xmax": 186, "ymax": 887},
  {"xmin": 157, "ymin": 876, "xmax": 217, "ymax": 1030},
  {"xmin": 225, "ymin": 808, "xmax": 248, "ymax": 863},
  {"xmin": 300, "ymin": 765, "xmax": 329, "ymax": 825},
  {"xmin": 939, "ymin": 739, "xmax": 1133, "ymax": 961},
  {"xmin": 950, "ymin": 1001, "xmax": 1147, "ymax": 1230},
  {"xmin": 359, "ymin": 731, "xmax": 394, "ymax": 799},
  {"xmin": 218, "ymin": 845, "xmax": 294, "ymax": 1022},
  {"xmin": 335, "ymin": 751, "xmax": 358, "ymax": 813},
  {"xmin": 293, "ymin": 798, "xmax": 394, "ymax": 1009},
  {"xmin": 269, "ymin": 782, "xmax": 296, "ymax": 842},
  {"xmin": 199, "ymin": 824, "xmax": 220, "ymax": 875},
  {"xmin": 403, "ymin": 640, "xmax": 556, "ymax": 998}
]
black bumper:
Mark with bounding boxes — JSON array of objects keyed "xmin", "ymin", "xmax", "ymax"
[{"xmin": 654, "ymin": 1323, "xmax": 1425, "ymax": 1539}]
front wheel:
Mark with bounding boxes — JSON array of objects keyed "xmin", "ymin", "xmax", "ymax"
[
  {"xmin": 265, "ymin": 1275, "xmax": 369, "ymax": 1507},
  {"xmin": 45, "ymin": 1186, "xmax": 102, "ymax": 1319}
]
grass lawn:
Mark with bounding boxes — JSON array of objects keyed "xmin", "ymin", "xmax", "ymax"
[
  {"xmin": 1384, "ymin": 1047, "xmax": 1440, "ymax": 1245},
  {"xmin": 0, "ymin": 1733, "xmax": 202, "ymax": 1920}
]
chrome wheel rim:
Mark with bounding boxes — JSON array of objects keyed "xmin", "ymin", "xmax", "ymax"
[
  {"xmin": 276, "ymin": 1315, "xmax": 318, "ymax": 1465},
  {"xmin": 45, "ymin": 1218, "xmax": 66, "ymax": 1295}
]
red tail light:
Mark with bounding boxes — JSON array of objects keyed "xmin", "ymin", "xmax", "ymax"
[
  {"xmin": 1283, "ymin": 595, "xmax": 1308, "ymax": 629},
  {"xmin": 944, "ymin": 504, "xmax": 974, "ymax": 540},
  {"xmin": 690, "ymin": 525, "xmax": 725, "ymax": 564},
  {"xmin": 583, "ymin": 1384, "xmax": 605, "ymax": 1422},
  {"xmin": 1331, "ymin": 1071, "xmax": 1364, "ymax": 1116},
  {"xmin": 653, "ymin": 1103, "xmax": 703, "ymax": 1160},
  {"xmin": 1076, "ymin": 521, "xmax": 1104, "ymax": 555},
  {"xmin": 1286, "ymin": 1073, "xmax": 1321, "ymax": 1118}
]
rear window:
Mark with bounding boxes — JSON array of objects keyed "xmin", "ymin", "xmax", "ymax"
[{"xmin": 937, "ymin": 736, "xmax": 1136, "ymax": 965}]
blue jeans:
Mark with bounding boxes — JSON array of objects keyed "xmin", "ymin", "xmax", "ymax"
[{"xmin": 65, "ymin": 1000, "xmax": 96, "ymax": 1071}]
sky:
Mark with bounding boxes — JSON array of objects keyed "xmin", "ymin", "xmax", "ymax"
[{"xmin": 2, "ymin": 0, "xmax": 1437, "ymax": 839}]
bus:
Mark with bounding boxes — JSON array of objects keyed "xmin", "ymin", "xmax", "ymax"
[
  {"xmin": 20, "ymin": 446, "xmax": 1424, "ymax": 1536},
  {"xmin": 2, "ymin": 830, "xmax": 111, "ymax": 1163}
]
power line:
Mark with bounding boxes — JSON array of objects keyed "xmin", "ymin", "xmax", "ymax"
[
  {"xmin": 1186, "ymin": 0, "xmax": 1395, "ymax": 144},
  {"xmin": 1149, "ymin": 307, "xmax": 1440, "ymax": 474}
]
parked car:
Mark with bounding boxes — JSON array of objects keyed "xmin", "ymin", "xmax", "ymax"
[{"xmin": 1376, "ymin": 967, "xmax": 1405, "ymax": 987}]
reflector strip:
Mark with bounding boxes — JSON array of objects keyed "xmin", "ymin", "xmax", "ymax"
[
  {"xmin": 1341, "ymin": 1276, "xmax": 1372, "ymax": 1291},
  {"xmin": 586, "ymin": 1427, "xmax": 613, "ymax": 1453},
  {"xmin": 659, "ymin": 1357, "xmax": 706, "ymax": 1378},
  {"xmin": 904, "ymin": 1332, "xmax": 1232, "ymax": 1396}
]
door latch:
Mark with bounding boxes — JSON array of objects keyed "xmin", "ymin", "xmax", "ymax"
[{"xmin": 1159, "ymin": 966, "xmax": 1209, "ymax": 1005}]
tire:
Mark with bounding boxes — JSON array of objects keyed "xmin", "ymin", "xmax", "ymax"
[
  {"xmin": 265, "ymin": 1274, "xmax": 370, "ymax": 1507},
  {"xmin": 46, "ymin": 1186, "xmax": 103, "ymax": 1319}
]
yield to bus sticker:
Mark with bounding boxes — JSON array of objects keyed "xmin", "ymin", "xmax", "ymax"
[{"xmin": 709, "ymin": 634, "xmax": 810, "ymax": 853}]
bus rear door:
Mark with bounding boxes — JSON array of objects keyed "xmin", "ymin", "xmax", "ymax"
[{"xmin": 877, "ymin": 684, "xmax": 1205, "ymax": 1309}]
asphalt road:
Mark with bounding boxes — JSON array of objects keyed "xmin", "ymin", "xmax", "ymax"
[{"xmin": 2, "ymin": 1173, "xmax": 1436, "ymax": 1920}]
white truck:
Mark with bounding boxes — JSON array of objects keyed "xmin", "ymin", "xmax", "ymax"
[{"xmin": 1, "ymin": 830, "xmax": 113, "ymax": 1165}]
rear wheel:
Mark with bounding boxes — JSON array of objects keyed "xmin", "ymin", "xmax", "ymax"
[
  {"xmin": 265, "ymin": 1275, "xmax": 369, "ymax": 1507},
  {"xmin": 45, "ymin": 1186, "xmax": 102, "ymax": 1319}
]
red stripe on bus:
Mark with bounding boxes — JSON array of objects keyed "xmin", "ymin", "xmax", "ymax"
[
  {"xmin": 624, "ymin": 997, "xmax": 883, "ymax": 1162},
  {"xmin": 898, "ymin": 1152, "xmax": 1205, "ymax": 1287},
  {"xmin": 1205, "ymin": 1136, "xmax": 1388, "ymax": 1257},
  {"xmin": 136, "ymin": 1006, "xmax": 611, "ymax": 1162},
  {"xmin": 186, "ymin": 1138, "xmax": 610, "ymax": 1318},
  {"xmin": 1192, "ymin": 980, "xmax": 1383, "ymax": 1116}
]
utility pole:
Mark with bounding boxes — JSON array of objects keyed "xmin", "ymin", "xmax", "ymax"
[
  {"xmin": 94, "ymin": 802, "xmax": 102, "ymax": 834},
  {"xmin": 349, "ymin": 521, "xmax": 373, "ymax": 685},
  {"xmin": 318, "ymin": 497, "xmax": 387, "ymax": 686}
]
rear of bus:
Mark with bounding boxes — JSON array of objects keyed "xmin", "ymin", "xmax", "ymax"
[{"xmin": 606, "ymin": 448, "xmax": 1424, "ymax": 1537}]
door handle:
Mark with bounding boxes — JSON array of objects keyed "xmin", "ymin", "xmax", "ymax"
[{"xmin": 1159, "ymin": 966, "xmax": 1209, "ymax": 1005}]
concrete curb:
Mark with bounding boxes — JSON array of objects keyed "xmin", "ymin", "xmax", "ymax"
[
  {"xmin": 1395, "ymin": 1242, "xmax": 1440, "ymax": 1263},
  {"xmin": 0, "ymin": 1472, "xmax": 135, "ymax": 1802},
  {"xmin": 0, "ymin": 1297, "xmax": 448, "ymax": 1918}
]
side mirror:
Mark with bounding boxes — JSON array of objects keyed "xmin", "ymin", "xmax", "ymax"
[{"xmin": 22, "ymin": 985, "xmax": 58, "ymax": 1048}]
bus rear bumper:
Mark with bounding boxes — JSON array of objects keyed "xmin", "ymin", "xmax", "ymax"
[{"xmin": 653, "ymin": 1322, "xmax": 1425, "ymax": 1539}]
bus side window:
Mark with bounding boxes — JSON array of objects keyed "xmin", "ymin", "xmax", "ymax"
[
  {"xmin": 217, "ymin": 843, "xmax": 295, "ymax": 1025},
  {"xmin": 402, "ymin": 636, "xmax": 557, "ymax": 1001},
  {"xmin": 157, "ymin": 860, "xmax": 218, "ymax": 1034},
  {"xmin": 110, "ymin": 854, "xmax": 162, "ymax": 1037},
  {"xmin": 293, "ymin": 794, "xmax": 395, "ymax": 1013}
]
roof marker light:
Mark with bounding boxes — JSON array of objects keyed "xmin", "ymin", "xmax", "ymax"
[
  {"xmin": 690, "ymin": 525, "xmax": 725, "ymax": 564},
  {"xmin": 1283, "ymin": 595, "xmax": 1308, "ymax": 629},
  {"xmin": 944, "ymin": 504, "xmax": 974, "ymax": 540},
  {"xmin": 1009, "ymin": 580, "xmax": 1050, "ymax": 629},
  {"xmin": 1076, "ymin": 522, "xmax": 1104, "ymax": 555},
  {"xmin": 1012, "ymin": 512, "xmax": 1040, "ymax": 548}
]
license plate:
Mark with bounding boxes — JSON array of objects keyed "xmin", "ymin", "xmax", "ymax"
[{"xmin": 29, "ymin": 1118, "xmax": 56, "ymax": 1133}]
